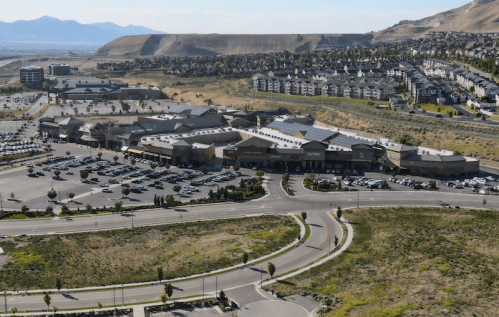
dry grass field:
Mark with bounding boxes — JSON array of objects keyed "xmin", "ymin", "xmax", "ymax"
[
  {"xmin": 0, "ymin": 215, "xmax": 299, "ymax": 290},
  {"xmin": 272, "ymin": 207, "xmax": 499, "ymax": 316}
]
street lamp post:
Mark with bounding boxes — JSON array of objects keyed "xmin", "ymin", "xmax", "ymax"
[
  {"xmin": 328, "ymin": 237, "xmax": 330, "ymax": 255},
  {"xmin": 215, "ymin": 276, "xmax": 218, "ymax": 299},
  {"xmin": 3, "ymin": 291, "xmax": 6, "ymax": 316},
  {"xmin": 357, "ymin": 190, "xmax": 359, "ymax": 209},
  {"xmin": 202, "ymin": 275, "xmax": 205, "ymax": 305},
  {"xmin": 113, "ymin": 283, "xmax": 115, "ymax": 307},
  {"xmin": 121, "ymin": 284, "xmax": 124, "ymax": 306},
  {"xmin": 260, "ymin": 269, "xmax": 263, "ymax": 289},
  {"xmin": 131, "ymin": 208, "xmax": 134, "ymax": 228}
]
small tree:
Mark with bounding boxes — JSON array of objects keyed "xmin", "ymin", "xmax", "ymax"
[
  {"xmin": 337, "ymin": 206, "xmax": 342, "ymax": 220},
  {"xmin": 301, "ymin": 211, "xmax": 307, "ymax": 222},
  {"xmin": 242, "ymin": 252, "xmax": 249, "ymax": 265},
  {"xmin": 61, "ymin": 205, "xmax": 69, "ymax": 214},
  {"xmin": 68, "ymin": 192, "xmax": 75, "ymax": 201},
  {"xmin": 114, "ymin": 200, "xmax": 123, "ymax": 213},
  {"xmin": 232, "ymin": 165, "xmax": 240, "ymax": 172},
  {"xmin": 483, "ymin": 198, "xmax": 487, "ymax": 206},
  {"xmin": 10, "ymin": 192, "xmax": 15, "ymax": 200},
  {"xmin": 173, "ymin": 185, "xmax": 182, "ymax": 195},
  {"xmin": 113, "ymin": 155, "xmax": 119, "ymax": 163},
  {"xmin": 65, "ymin": 151, "xmax": 70, "ymax": 155},
  {"xmin": 165, "ymin": 194, "xmax": 175, "ymax": 207},
  {"xmin": 54, "ymin": 169, "xmax": 61, "ymax": 177},
  {"xmin": 122, "ymin": 186, "xmax": 131, "ymax": 198},
  {"xmin": 80, "ymin": 171, "xmax": 89, "ymax": 180},
  {"xmin": 9, "ymin": 307, "xmax": 17, "ymax": 315},
  {"xmin": 219, "ymin": 290, "xmax": 227, "ymax": 304},
  {"xmin": 160, "ymin": 292, "xmax": 169, "ymax": 308},
  {"xmin": 334, "ymin": 235, "xmax": 339, "ymax": 248},
  {"xmin": 267, "ymin": 262, "xmax": 276, "ymax": 278},
  {"xmin": 85, "ymin": 204, "xmax": 93, "ymax": 214},
  {"xmin": 131, "ymin": 159, "xmax": 136, "ymax": 166},
  {"xmin": 21, "ymin": 205, "xmax": 29, "ymax": 212},
  {"xmin": 43, "ymin": 292, "xmax": 51, "ymax": 310},
  {"xmin": 256, "ymin": 170, "xmax": 265, "ymax": 177},
  {"xmin": 157, "ymin": 266, "xmax": 164, "ymax": 283},
  {"xmin": 28, "ymin": 167, "xmax": 34, "ymax": 174},
  {"xmin": 47, "ymin": 190, "xmax": 57, "ymax": 201},
  {"xmin": 164, "ymin": 283, "xmax": 173, "ymax": 298},
  {"xmin": 97, "ymin": 152, "xmax": 103, "ymax": 160},
  {"xmin": 98, "ymin": 302, "xmax": 103, "ymax": 310},
  {"xmin": 56, "ymin": 276, "xmax": 62, "ymax": 292}
]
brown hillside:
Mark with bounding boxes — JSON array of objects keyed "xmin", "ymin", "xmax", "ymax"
[
  {"xmin": 93, "ymin": 33, "xmax": 373, "ymax": 57},
  {"xmin": 373, "ymin": 0, "xmax": 499, "ymax": 42}
]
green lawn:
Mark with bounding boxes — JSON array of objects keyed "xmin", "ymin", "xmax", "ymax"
[
  {"xmin": 417, "ymin": 103, "xmax": 458, "ymax": 115},
  {"xmin": 272, "ymin": 207, "xmax": 499, "ymax": 316},
  {"xmin": 0, "ymin": 215, "xmax": 299, "ymax": 290}
]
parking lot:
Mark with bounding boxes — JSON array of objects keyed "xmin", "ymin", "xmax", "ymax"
[
  {"xmin": 3, "ymin": 148, "xmax": 248, "ymax": 212},
  {"xmin": 298, "ymin": 170, "xmax": 499, "ymax": 197}
]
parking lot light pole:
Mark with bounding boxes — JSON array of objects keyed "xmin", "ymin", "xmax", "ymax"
[
  {"xmin": 113, "ymin": 283, "xmax": 115, "ymax": 307},
  {"xmin": 202, "ymin": 275, "xmax": 205, "ymax": 304},
  {"xmin": 132, "ymin": 208, "xmax": 134, "ymax": 228},
  {"xmin": 4, "ymin": 291, "xmax": 6, "ymax": 316},
  {"xmin": 121, "ymin": 284, "xmax": 124, "ymax": 306},
  {"xmin": 215, "ymin": 276, "xmax": 217, "ymax": 299},
  {"xmin": 329, "ymin": 237, "xmax": 330, "ymax": 255}
]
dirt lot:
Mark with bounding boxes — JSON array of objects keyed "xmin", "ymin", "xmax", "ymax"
[{"xmin": 0, "ymin": 215, "xmax": 299, "ymax": 290}]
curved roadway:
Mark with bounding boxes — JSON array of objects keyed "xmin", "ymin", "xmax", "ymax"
[{"xmin": 2, "ymin": 173, "xmax": 499, "ymax": 312}]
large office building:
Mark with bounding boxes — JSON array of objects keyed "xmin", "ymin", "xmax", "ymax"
[
  {"xmin": 20, "ymin": 66, "xmax": 44, "ymax": 84},
  {"xmin": 47, "ymin": 64, "xmax": 71, "ymax": 76}
]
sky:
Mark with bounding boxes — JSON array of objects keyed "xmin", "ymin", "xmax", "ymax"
[{"xmin": 1, "ymin": 0, "xmax": 474, "ymax": 34}]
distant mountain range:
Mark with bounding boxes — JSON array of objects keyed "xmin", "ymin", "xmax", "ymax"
[{"xmin": 0, "ymin": 16, "xmax": 165, "ymax": 45}]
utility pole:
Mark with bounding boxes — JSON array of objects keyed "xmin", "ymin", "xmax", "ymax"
[
  {"xmin": 121, "ymin": 284, "xmax": 124, "ymax": 306},
  {"xmin": 131, "ymin": 208, "xmax": 134, "ymax": 228},
  {"xmin": 329, "ymin": 237, "xmax": 331, "ymax": 255},
  {"xmin": 202, "ymin": 276, "xmax": 205, "ymax": 304},
  {"xmin": 3, "ymin": 291, "xmax": 6, "ymax": 316},
  {"xmin": 215, "ymin": 276, "xmax": 218, "ymax": 299}
]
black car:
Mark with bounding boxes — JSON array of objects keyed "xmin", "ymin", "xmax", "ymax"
[
  {"xmin": 36, "ymin": 171, "xmax": 45, "ymax": 176},
  {"xmin": 409, "ymin": 110, "xmax": 415, "ymax": 114},
  {"xmin": 435, "ymin": 114, "xmax": 443, "ymax": 118},
  {"xmin": 155, "ymin": 185, "xmax": 164, "ymax": 189},
  {"xmin": 147, "ymin": 183, "xmax": 156, "ymax": 187},
  {"xmin": 27, "ymin": 173, "xmax": 37, "ymax": 177}
]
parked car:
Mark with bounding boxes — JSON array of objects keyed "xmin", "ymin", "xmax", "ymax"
[{"xmin": 102, "ymin": 188, "xmax": 113, "ymax": 193}]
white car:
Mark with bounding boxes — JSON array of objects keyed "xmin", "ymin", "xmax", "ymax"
[
  {"xmin": 99, "ymin": 183, "xmax": 109, "ymax": 187},
  {"xmin": 102, "ymin": 188, "xmax": 113, "ymax": 193}
]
